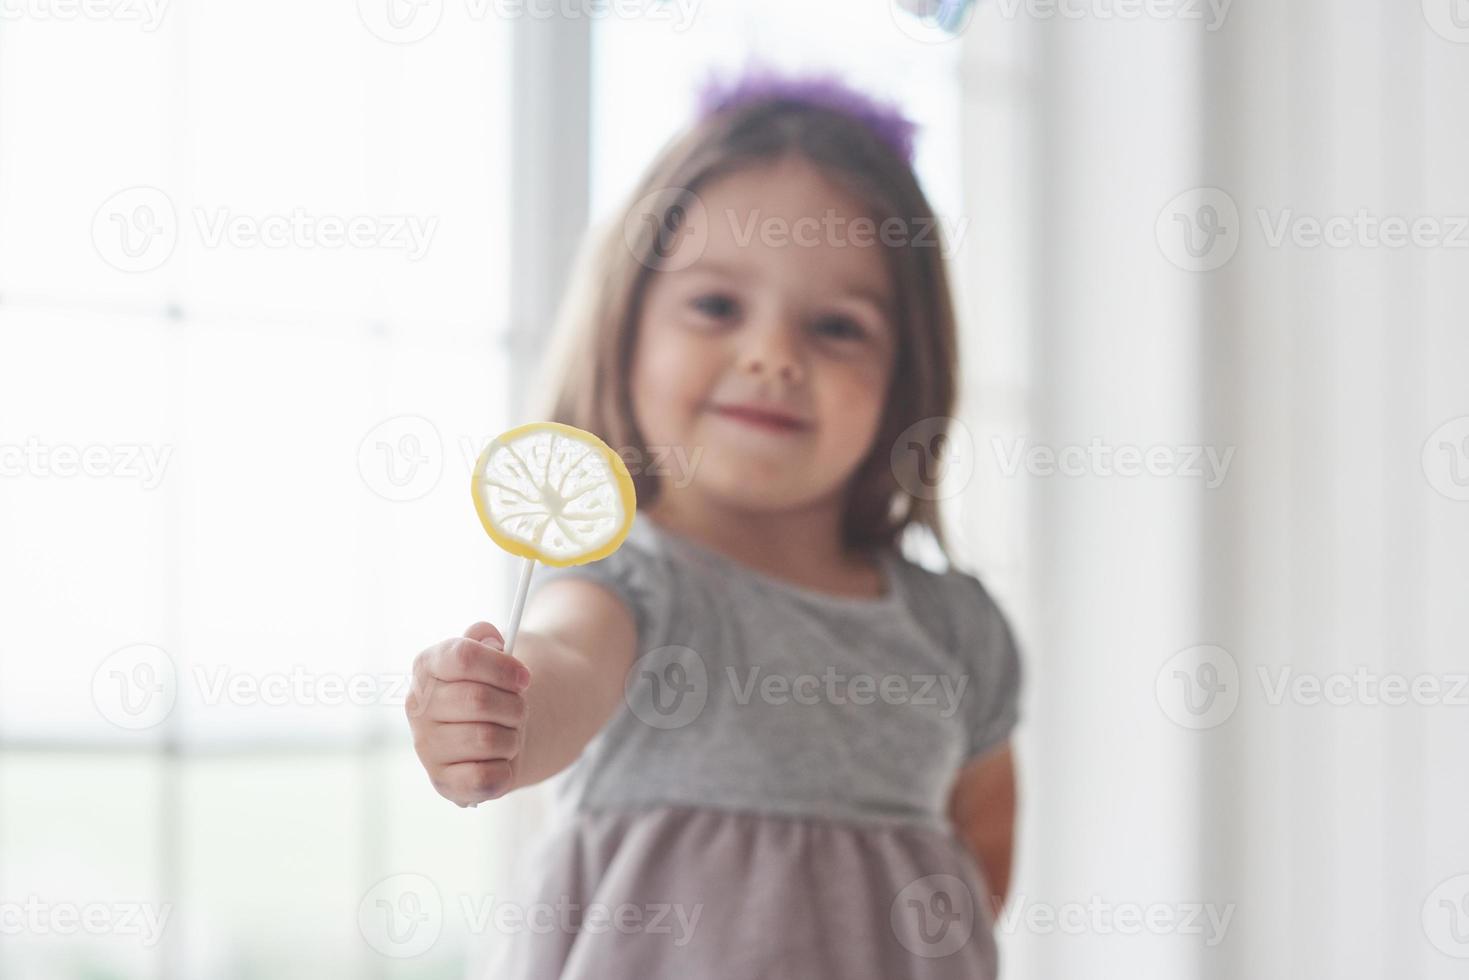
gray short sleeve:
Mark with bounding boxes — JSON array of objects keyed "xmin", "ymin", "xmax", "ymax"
[
  {"xmin": 949, "ymin": 572, "xmax": 1024, "ymax": 761},
  {"xmin": 520, "ymin": 518, "xmax": 668, "ymax": 646}
]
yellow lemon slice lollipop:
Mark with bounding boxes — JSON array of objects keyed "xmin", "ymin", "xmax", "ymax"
[{"xmin": 470, "ymin": 422, "xmax": 636, "ymax": 655}]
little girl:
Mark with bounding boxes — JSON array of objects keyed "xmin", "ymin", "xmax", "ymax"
[{"xmin": 407, "ymin": 71, "xmax": 1024, "ymax": 979}]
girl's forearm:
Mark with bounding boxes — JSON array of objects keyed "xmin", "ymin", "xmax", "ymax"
[{"xmin": 507, "ymin": 629, "xmax": 627, "ymax": 791}]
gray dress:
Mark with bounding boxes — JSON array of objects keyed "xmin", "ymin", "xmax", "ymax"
[{"xmin": 482, "ymin": 513, "xmax": 1023, "ymax": 978}]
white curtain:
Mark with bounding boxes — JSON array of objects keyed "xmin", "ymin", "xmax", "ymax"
[{"xmin": 964, "ymin": 2, "xmax": 1469, "ymax": 977}]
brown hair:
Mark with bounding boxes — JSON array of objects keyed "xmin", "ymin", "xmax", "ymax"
[{"xmin": 534, "ymin": 97, "xmax": 960, "ymax": 559}]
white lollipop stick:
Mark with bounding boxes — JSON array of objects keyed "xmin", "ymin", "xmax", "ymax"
[
  {"xmin": 501, "ymin": 555, "xmax": 537, "ymax": 658},
  {"xmin": 466, "ymin": 555, "xmax": 536, "ymax": 811}
]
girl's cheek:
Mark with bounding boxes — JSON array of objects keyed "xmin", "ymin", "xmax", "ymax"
[{"xmin": 639, "ymin": 321, "xmax": 715, "ymax": 417}]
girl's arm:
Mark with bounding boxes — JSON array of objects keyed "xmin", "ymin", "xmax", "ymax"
[
  {"xmin": 406, "ymin": 577, "xmax": 636, "ymax": 806},
  {"xmin": 509, "ymin": 577, "xmax": 638, "ymax": 790},
  {"xmin": 947, "ymin": 741, "xmax": 1018, "ymax": 915}
]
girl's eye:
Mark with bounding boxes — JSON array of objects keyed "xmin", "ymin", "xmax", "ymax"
[
  {"xmin": 691, "ymin": 293, "xmax": 739, "ymax": 320},
  {"xmin": 811, "ymin": 315, "xmax": 866, "ymax": 341}
]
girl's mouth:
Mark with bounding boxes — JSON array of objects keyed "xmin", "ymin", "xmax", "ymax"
[{"xmin": 709, "ymin": 403, "xmax": 812, "ymax": 434}]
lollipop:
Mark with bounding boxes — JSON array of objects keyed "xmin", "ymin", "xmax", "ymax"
[{"xmin": 470, "ymin": 422, "xmax": 637, "ymax": 656}]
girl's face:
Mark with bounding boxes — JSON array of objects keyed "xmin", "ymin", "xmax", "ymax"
[{"xmin": 631, "ymin": 157, "xmax": 898, "ymax": 517}]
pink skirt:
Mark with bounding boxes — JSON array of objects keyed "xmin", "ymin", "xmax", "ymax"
[{"xmin": 480, "ymin": 803, "xmax": 1002, "ymax": 979}]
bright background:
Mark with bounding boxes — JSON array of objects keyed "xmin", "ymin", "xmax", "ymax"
[{"xmin": 0, "ymin": 1, "xmax": 1466, "ymax": 978}]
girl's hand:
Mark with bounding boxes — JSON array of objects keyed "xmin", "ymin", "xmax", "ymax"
[{"xmin": 405, "ymin": 622, "xmax": 533, "ymax": 807}]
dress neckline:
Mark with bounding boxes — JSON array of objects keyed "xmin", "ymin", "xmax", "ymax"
[{"xmin": 638, "ymin": 513, "xmax": 905, "ymax": 612}]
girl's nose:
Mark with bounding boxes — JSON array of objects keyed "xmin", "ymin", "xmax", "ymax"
[{"xmin": 738, "ymin": 322, "xmax": 806, "ymax": 386}]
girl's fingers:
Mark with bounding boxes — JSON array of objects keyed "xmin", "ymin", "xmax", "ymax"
[
  {"xmin": 426, "ymin": 680, "xmax": 528, "ymax": 727},
  {"xmin": 418, "ymin": 636, "xmax": 530, "ymax": 691},
  {"xmin": 435, "ymin": 759, "xmax": 515, "ymax": 806},
  {"xmin": 424, "ymin": 722, "xmax": 523, "ymax": 767},
  {"xmin": 463, "ymin": 621, "xmax": 504, "ymax": 647}
]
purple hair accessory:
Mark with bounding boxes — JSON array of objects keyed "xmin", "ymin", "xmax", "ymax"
[{"xmin": 695, "ymin": 67, "xmax": 919, "ymax": 166}]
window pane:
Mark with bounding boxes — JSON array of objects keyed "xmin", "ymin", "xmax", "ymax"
[
  {"xmin": 0, "ymin": 753, "xmax": 165, "ymax": 979},
  {"xmin": 591, "ymin": 0, "xmax": 964, "ymax": 220},
  {"xmin": 177, "ymin": 753, "xmax": 365, "ymax": 978},
  {"xmin": 0, "ymin": 19, "xmax": 172, "ymax": 307},
  {"xmin": 0, "ymin": 309, "xmax": 175, "ymax": 742}
]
